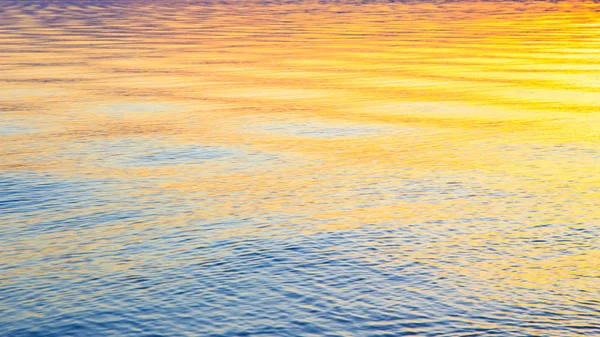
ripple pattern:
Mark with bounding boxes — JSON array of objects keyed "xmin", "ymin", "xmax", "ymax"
[{"xmin": 1, "ymin": 1, "xmax": 599, "ymax": 336}]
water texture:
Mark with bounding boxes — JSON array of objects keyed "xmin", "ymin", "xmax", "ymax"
[{"xmin": 1, "ymin": 0, "xmax": 599, "ymax": 336}]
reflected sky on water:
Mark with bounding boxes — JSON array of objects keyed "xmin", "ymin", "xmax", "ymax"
[{"xmin": 1, "ymin": 1, "xmax": 599, "ymax": 336}]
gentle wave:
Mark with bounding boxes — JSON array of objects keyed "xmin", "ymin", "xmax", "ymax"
[{"xmin": 1, "ymin": 1, "xmax": 599, "ymax": 336}]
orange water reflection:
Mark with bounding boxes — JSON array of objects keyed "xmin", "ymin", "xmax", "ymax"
[{"xmin": 1, "ymin": 0, "xmax": 599, "ymax": 335}]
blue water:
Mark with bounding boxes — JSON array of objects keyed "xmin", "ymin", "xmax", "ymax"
[{"xmin": 3, "ymin": 167, "xmax": 599, "ymax": 336}]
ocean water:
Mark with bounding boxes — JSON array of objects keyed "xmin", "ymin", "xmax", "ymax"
[{"xmin": 1, "ymin": 0, "xmax": 599, "ymax": 336}]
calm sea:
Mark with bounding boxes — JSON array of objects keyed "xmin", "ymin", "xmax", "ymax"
[{"xmin": 1, "ymin": 0, "xmax": 599, "ymax": 336}]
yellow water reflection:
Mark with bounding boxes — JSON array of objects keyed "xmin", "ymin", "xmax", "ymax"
[{"xmin": 1, "ymin": 0, "xmax": 599, "ymax": 335}]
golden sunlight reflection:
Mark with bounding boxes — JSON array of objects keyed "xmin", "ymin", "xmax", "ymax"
[{"xmin": 1, "ymin": 1, "xmax": 599, "ymax": 336}]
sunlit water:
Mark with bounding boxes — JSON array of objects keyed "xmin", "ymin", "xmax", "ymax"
[{"xmin": 1, "ymin": 0, "xmax": 599, "ymax": 336}]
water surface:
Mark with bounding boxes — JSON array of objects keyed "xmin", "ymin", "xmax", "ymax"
[{"xmin": 1, "ymin": 0, "xmax": 599, "ymax": 336}]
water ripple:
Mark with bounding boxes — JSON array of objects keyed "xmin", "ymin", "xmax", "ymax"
[{"xmin": 2, "ymin": 0, "xmax": 599, "ymax": 336}]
